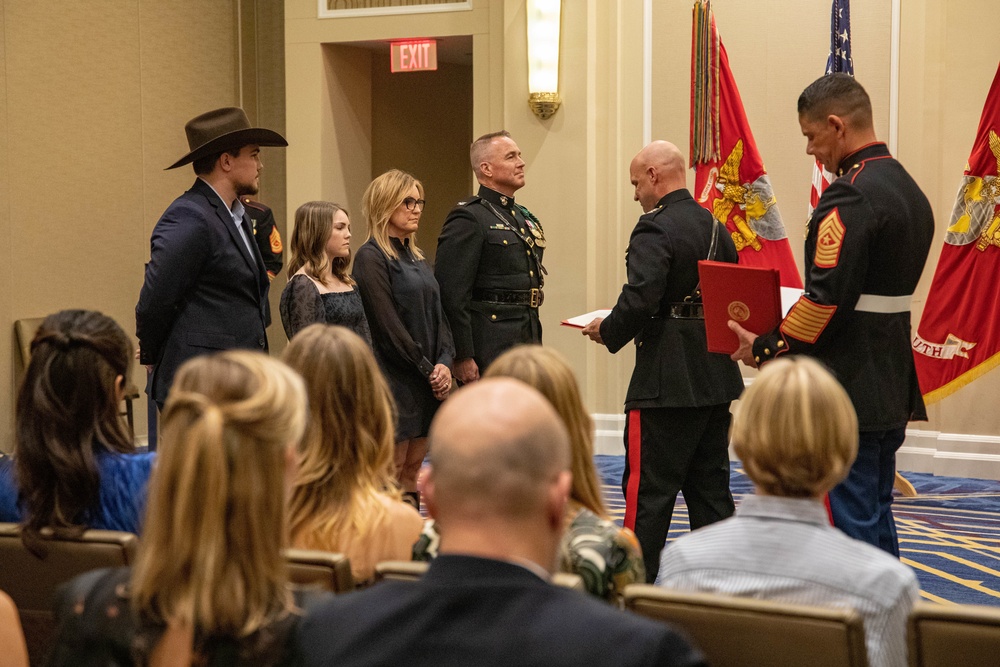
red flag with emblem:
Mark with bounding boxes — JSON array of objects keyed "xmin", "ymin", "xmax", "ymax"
[
  {"xmin": 913, "ymin": 62, "xmax": 1000, "ymax": 404},
  {"xmin": 690, "ymin": 0, "xmax": 802, "ymax": 289}
]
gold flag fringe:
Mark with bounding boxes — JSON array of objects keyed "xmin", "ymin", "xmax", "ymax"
[{"xmin": 691, "ymin": 0, "xmax": 720, "ymax": 167}]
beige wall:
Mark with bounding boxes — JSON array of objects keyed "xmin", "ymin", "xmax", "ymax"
[{"xmin": 0, "ymin": 0, "xmax": 284, "ymax": 451}]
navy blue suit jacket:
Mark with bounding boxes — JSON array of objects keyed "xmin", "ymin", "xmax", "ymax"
[
  {"xmin": 136, "ymin": 179, "xmax": 269, "ymax": 405},
  {"xmin": 298, "ymin": 555, "xmax": 705, "ymax": 667}
]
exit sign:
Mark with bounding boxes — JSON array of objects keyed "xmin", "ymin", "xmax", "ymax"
[{"xmin": 391, "ymin": 40, "xmax": 438, "ymax": 73}]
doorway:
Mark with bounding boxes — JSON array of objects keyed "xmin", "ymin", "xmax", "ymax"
[{"xmin": 324, "ymin": 35, "xmax": 474, "ymax": 263}]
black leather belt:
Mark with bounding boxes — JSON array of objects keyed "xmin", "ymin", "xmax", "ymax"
[
  {"xmin": 473, "ymin": 288, "xmax": 544, "ymax": 308},
  {"xmin": 668, "ymin": 303, "xmax": 704, "ymax": 319}
]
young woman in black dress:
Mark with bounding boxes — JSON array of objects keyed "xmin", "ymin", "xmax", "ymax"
[
  {"xmin": 353, "ymin": 170, "xmax": 454, "ymax": 509},
  {"xmin": 279, "ymin": 201, "xmax": 371, "ymax": 344}
]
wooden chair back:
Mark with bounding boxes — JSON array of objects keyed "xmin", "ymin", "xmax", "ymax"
[
  {"xmin": 908, "ymin": 600, "xmax": 1000, "ymax": 667},
  {"xmin": 624, "ymin": 585, "xmax": 869, "ymax": 667},
  {"xmin": 284, "ymin": 549, "xmax": 355, "ymax": 593},
  {"xmin": 0, "ymin": 523, "xmax": 138, "ymax": 665}
]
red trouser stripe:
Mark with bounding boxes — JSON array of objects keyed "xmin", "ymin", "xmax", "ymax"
[{"xmin": 623, "ymin": 409, "xmax": 642, "ymax": 530}]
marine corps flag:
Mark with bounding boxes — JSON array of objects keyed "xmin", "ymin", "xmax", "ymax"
[
  {"xmin": 690, "ymin": 0, "xmax": 802, "ymax": 289},
  {"xmin": 913, "ymin": 62, "xmax": 1000, "ymax": 404}
]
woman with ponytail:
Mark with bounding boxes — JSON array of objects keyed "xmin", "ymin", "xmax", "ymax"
[
  {"xmin": 282, "ymin": 324, "xmax": 422, "ymax": 584},
  {"xmin": 47, "ymin": 351, "xmax": 325, "ymax": 666},
  {"xmin": 0, "ymin": 309, "xmax": 153, "ymax": 545}
]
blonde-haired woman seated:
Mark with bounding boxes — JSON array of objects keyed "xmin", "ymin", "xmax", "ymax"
[
  {"xmin": 414, "ymin": 345, "xmax": 645, "ymax": 600},
  {"xmin": 48, "ymin": 352, "xmax": 329, "ymax": 666},
  {"xmin": 353, "ymin": 169, "xmax": 455, "ymax": 509},
  {"xmin": 659, "ymin": 357, "xmax": 919, "ymax": 667},
  {"xmin": 283, "ymin": 324, "xmax": 423, "ymax": 585}
]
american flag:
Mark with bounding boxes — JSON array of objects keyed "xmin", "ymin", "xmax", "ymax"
[{"xmin": 809, "ymin": 0, "xmax": 853, "ymax": 215}]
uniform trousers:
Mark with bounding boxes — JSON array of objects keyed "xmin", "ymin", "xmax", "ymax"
[
  {"xmin": 829, "ymin": 427, "xmax": 906, "ymax": 557},
  {"xmin": 623, "ymin": 404, "xmax": 735, "ymax": 582}
]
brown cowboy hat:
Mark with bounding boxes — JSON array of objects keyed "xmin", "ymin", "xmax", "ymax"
[{"xmin": 165, "ymin": 107, "xmax": 287, "ymax": 170}]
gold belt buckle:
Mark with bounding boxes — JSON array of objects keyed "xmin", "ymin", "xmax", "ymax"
[{"xmin": 530, "ymin": 288, "xmax": 542, "ymax": 308}]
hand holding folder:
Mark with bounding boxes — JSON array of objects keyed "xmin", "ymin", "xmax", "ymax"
[{"xmin": 697, "ymin": 261, "xmax": 782, "ymax": 355}]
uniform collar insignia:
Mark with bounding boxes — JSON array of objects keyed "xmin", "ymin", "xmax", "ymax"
[{"xmin": 478, "ymin": 185, "xmax": 515, "ymax": 208}]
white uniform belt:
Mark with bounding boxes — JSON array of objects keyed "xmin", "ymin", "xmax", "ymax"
[{"xmin": 855, "ymin": 293, "xmax": 912, "ymax": 314}]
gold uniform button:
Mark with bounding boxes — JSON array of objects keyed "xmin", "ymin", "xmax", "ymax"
[
  {"xmin": 638, "ymin": 341, "xmax": 643, "ymax": 347},
  {"xmin": 491, "ymin": 314, "xmax": 497, "ymax": 321},
  {"xmin": 529, "ymin": 270, "xmax": 534, "ymax": 277},
  {"xmin": 526, "ymin": 250, "xmax": 531, "ymax": 256},
  {"xmin": 764, "ymin": 348, "xmax": 770, "ymax": 355},
  {"xmin": 503, "ymin": 239, "xmax": 508, "ymax": 245},
  {"xmin": 520, "ymin": 228, "xmax": 525, "ymax": 234},
  {"xmin": 777, "ymin": 340, "xmax": 785, "ymax": 349},
  {"xmin": 754, "ymin": 356, "xmax": 761, "ymax": 364}
]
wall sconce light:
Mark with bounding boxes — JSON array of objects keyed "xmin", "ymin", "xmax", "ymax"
[{"xmin": 526, "ymin": 0, "xmax": 562, "ymax": 120}]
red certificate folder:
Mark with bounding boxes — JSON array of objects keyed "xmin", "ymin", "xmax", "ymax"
[{"xmin": 698, "ymin": 260, "xmax": 782, "ymax": 354}]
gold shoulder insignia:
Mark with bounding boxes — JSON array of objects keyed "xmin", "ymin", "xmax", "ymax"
[
  {"xmin": 814, "ymin": 208, "xmax": 846, "ymax": 269},
  {"xmin": 269, "ymin": 226, "xmax": 283, "ymax": 254},
  {"xmin": 780, "ymin": 298, "xmax": 836, "ymax": 344}
]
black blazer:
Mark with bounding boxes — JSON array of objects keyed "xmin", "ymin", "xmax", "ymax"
[
  {"xmin": 298, "ymin": 555, "xmax": 705, "ymax": 667},
  {"xmin": 136, "ymin": 179, "xmax": 269, "ymax": 404},
  {"xmin": 600, "ymin": 189, "xmax": 744, "ymax": 410}
]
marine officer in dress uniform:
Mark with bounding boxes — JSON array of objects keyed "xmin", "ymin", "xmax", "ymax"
[
  {"xmin": 435, "ymin": 131, "xmax": 546, "ymax": 383},
  {"xmin": 241, "ymin": 196, "xmax": 283, "ymax": 328},
  {"xmin": 241, "ymin": 196, "xmax": 284, "ymax": 281},
  {"xmin": 730, "ymin": 74, "xmax": 935, "ymax": 557}
]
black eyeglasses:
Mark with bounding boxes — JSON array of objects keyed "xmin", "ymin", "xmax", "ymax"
[{"xmin": 403, "ymin": 197, "xmax": 426, "ymax": 211}]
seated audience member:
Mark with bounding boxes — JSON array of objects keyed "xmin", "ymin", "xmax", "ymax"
[
  {"xmin": 658, "ymin": 356, "xmax": 919, "ymax": 667},
  {"xmin": 0, "ymin": 589, "xmax": 29, "ymax": 667},
  {"xmin": 279, "ymin": 201, "xmax": 371, "ymax": 344},
  {"xmin": 298, "ymin": 378, "xmax": 705, "ymax": 667},
  {"xmin": 282, "ymin": 324, "xmax": 422, "ymax": 584},
  {"xmin": 0, "ymin": 310, "xmax": 154, "ymax": 546},
  {"xmin": 414, "ymin": 345, "xmax": 645, "ymax": 600},
  {"xmin": 47, "ymin": 351, "xmax": 330, "ymax": 666}
]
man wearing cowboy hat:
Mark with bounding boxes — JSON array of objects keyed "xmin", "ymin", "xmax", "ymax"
[{"xmin": 136, "ymin": 107, "xmax": 287, "ymax": 408}]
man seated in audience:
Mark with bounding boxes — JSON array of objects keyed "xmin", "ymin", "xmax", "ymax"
[
  {"xmin": 298, "ymin": 378, "xmax": 705, "ymax": 667},
  {"xmin": 658, "ymin": 356, "xmax": 919, "ymax": 667}
]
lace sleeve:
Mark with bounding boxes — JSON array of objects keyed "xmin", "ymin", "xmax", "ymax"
[{"xmin": 280, "ymin": 275, "xmax": 325, "ymax": 340}]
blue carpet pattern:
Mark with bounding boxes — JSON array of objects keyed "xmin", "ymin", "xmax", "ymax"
[{"xmin": 594, "ymin": 456, "xmax": 1000, "ymax": 606}]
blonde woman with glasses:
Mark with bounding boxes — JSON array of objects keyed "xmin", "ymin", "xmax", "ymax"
[
  {"xmin": 353, "ymin": 169, "xmax": 455, "ymax": 510},
  {"xmin": 283, "ymin": 324, "xmax": 423, "ymax": 584},
  {"xmin": 48, "ymin": 352, "xmax": 330, "ymax": 666}
]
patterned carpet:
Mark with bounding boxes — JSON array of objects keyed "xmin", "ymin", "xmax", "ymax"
[{"xmin": 594, "ymin": 456, "xmax": 1000, "ymax": 606}]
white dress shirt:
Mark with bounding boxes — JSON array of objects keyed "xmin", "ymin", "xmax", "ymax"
[{"xmin": 658, "ymin": 494, "xmax": 919, "ymax": 667}]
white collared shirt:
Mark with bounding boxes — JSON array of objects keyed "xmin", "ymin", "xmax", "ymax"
[
  {"xmin": 198, "ymin": 178, "xmax": 255, "ymax": 258},
  {"xmin": 658, "ymin": 494, "xmax": 918, "ymax": 667}
]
